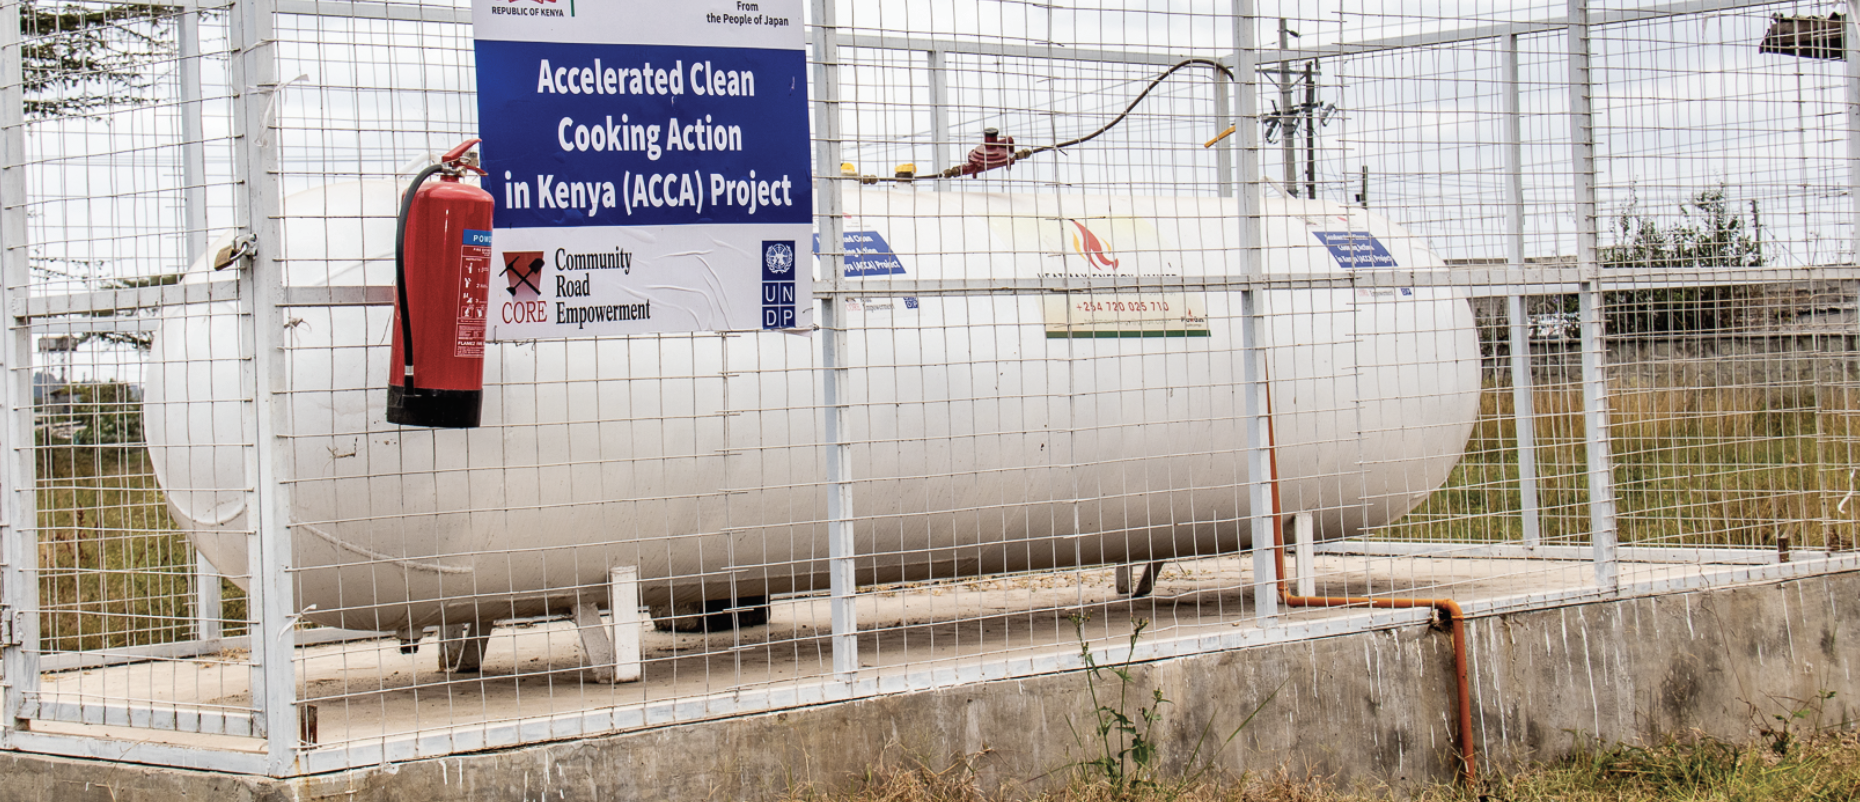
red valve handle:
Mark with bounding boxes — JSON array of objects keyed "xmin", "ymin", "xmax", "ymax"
[{"xmin": 440, "ymin": 138, "xmax": 487, "ymax": 175}]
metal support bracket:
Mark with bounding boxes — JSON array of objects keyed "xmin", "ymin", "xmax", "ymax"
[
  {"xmin": 574, "ymin": 566, "xmax": 643, "ymax": 684},
  {"xmin": 1115, "ymin": 562, "xmax": 1166, "ymax": 598}
]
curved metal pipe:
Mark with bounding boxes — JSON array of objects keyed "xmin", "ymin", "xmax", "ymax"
[{"xmin": 1261, "ymin": 373, "xmax": 1477, "ymax": 786}]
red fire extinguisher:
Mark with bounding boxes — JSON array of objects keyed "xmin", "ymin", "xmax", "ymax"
[{"xmin": 387, "ymin": 139, "xmax": 495, "ymax": 428}]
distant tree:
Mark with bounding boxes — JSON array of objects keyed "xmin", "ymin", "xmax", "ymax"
[
  {"xmin": 14, "ymin": 2, "xmax": 181, "ymax": 353},
  {"xmin": 1598, "ymin": 188, "xmax": 1767, "ymax": 334},
  {"xmin": 1601, "ymin": 188, "xmax": 1762, "ymax": 271},
  {"xmin": 20, "ymin": 0, "xmax": 175, "ymax": 120}
]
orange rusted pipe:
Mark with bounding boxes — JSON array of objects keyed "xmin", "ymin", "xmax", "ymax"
[{"xmin": 1261, "ymin": 383, "xmax": 1477, "ymax": 786}]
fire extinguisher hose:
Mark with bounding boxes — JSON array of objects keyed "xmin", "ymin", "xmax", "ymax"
[{"xmin": 394, "ymin": 163, "xmax": 447, "ymax": 393}]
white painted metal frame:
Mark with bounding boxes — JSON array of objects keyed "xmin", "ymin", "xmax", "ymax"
[
  {"xmin": 272, "ymin": 264, "xmax": 1860, "ymax": 307},
  {"xmin": 177, "ymin": 0, "xmax": 223, "ymax": 651},
  {"xmin": 1851, "ymin": 0, "xmax": 1860, "ymax": 256},
  {"xmin": 279, "ymin": 552, "xmax": 1860, "ymax": 775},
  {"xmin": 810, "ymin": 0, "xmax": 859, "ymax": 682},
  {"xmin": 1503, "ymin": 33, "xmax": 1544, "ymax": 551},
  {"xmin": 1235, "ymin": 0, "xmax": 1277, "ymax": 622},
  {"xmin": 0, "ymin": 0, "xmax": 36, "ymax": 750},
  {"xmin": 1568, "ymin": 0, "xmax": 1619, "ymax": 591},
  {"xmin": 228, "ymin": 0, "xmax": 299, "ymax": 771},
  {"xmin": 62, "ymin": 543, "xmax": 1860, "ymax": 777},
  {"xmin": 0, "ymin": 0, "xmax": 1852, "ymax": 778}
]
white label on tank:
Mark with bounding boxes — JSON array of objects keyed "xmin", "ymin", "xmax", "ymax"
[
  {"xmin": 1041, "ymin": 293, "xmax": 1209, "ymax": 338},
  {"xmin": 844, "ymin": 297, "xmax": 918, "ymax": 314}
]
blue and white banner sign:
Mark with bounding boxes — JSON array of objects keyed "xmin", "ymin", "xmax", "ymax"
[
  {"xmin": 1312, "ymin": 231, "xmax": 1399, "ymax": 270},
  {"xmin": 474, "ymin": 0, "xmax": 813, "ymax": 338}
]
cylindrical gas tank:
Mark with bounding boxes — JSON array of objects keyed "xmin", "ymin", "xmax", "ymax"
[
  {"xmin": 143, "ymin": 184, "xmax": 1481, "ymax": 634},
  {"xmin": 387, "ymin": 173, "xmax": 495, "ymax": 428}
]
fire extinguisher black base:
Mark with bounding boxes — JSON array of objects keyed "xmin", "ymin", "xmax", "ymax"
[{"xmin": 386, "ymin": 385, "xmax": 483, "ymax": 429}]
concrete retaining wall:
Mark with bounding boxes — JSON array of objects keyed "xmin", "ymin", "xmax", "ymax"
[{"xmin": 4, "ymin": 570, "xmax": 1855, "ymax": 801}]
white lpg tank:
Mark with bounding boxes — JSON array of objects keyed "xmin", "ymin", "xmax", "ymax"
[{"xmin": 144, "ymin": 183, "xmax": 1480, "ymax": 634}]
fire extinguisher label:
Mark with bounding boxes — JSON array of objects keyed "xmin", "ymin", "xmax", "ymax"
[{"xmin": 455, "ymin": 229, "xmax": 493, "ymax": 358}]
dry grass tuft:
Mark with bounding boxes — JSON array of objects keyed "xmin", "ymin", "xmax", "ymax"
[
  {"xmin": 777, "ymin": 734, "xmax": 1860, "ymax": 802},
  {"xmin": 1453, "ymin": 731, "xmax": 1860, "ymax": 802},
  {"xmin": 778, "ymin": 767, "xmax": 1358, "ymax": 802},
  {"xmin": 1387, "ymin": 384, "xmax": 1860, "ymax": 550}
]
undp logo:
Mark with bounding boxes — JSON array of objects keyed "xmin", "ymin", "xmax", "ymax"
[
  {"xmin": 763, "ymin": 241, "xmax": 794, "ymax": 277},
  {"xmin": 762, "ymin": 240, "xmax": 797, "ymax": 330}
]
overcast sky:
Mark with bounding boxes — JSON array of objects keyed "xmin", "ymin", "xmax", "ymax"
[{"xmin": 20, "ymin": 0, "xmax": 1852, "ymax": 303}]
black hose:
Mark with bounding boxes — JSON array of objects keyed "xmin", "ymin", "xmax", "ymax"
[
  {"xmin": 910, "ymin": 57, "xmax": 1238, "ymax": 182},
  {"xmin": 394, "ymin": 163, "xmax": 446, "ymax": 392},
  {"xmin": 1024, "ymin": 57, "xmax": 1236, "ymax": 157}
]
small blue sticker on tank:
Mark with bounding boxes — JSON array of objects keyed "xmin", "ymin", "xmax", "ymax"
[
  {"xmin": 812, "ymin": 231, "xmax": 907, "ymax": 277},
  {"xmin": 1313, "ymin": 231, "xmax": 1398, "ymax": 269},
  {"xmin": 464, "ymin": 229, "xmax": 493, "ymax": 247}
]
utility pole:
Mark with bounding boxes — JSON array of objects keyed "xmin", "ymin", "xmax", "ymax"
[
  {"xmin": 1750, "ymin": 198, "xmax": 1763, "ymax": 265},
  {"xmin": 1279, "ymin": 18, "xmax": 1297, "ymax": 197},
  {"xmin": 1303, "ymin": 60, "xmax": 1318, "ymax": 199}
]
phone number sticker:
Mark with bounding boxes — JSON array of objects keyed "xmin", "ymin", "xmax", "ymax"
[{"xmin": 1041, "ymin": 293, "xmax": 1210, "ymax": 338}]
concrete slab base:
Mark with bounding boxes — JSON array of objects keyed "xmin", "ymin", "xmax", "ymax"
[{"xmin": 2, "ymin": 570, "xmax": 1854, "ymax": 801}]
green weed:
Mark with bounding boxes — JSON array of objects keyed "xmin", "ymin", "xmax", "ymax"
[{"xmin": 1065, "ymin": 614, "xmax": 1278, "ymax": 800}]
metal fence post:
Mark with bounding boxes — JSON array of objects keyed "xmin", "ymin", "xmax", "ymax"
[
  {"xmin": 1235, "ymin": 0, "xmax": 1277, "ymax": 621},
  {"xmin": 0, "ymin": 0, "xmax": 41, "ymax": 743},
  {"xmin": 1849, "ymin": 0, "xmax": 1860, "ymax": 258},
  {"xmin": 811, "ymin": 0, "xmax": 858, "ymax": 681},
  {"xmin": 180, "ymin": 0, "xmax": 208, "ymax": 265},
  {"xmin": 1504, "ymin": 33, "xmax": 1542, "ymax": 549},
  {"xmin": 229, "ymin": 0, "xmax": 300, "ymax": 772},
  {"xmin": 927, "ymin": 48, "xmax": 950, "ymax": 191},
  {"xmin": 1215, "ymin": 72, "xmax": 1233, "ymax": 198},
  {"xmin": 1568, "ymin": 0, "xmax": 1617, "ymax": 590},
  {"xmin": 178, "ymin": 0, "xmax": 222, "ymax": 650}
]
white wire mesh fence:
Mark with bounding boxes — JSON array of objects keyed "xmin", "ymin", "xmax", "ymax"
[{"xmin": 0, "ymin": 0, "xmax": 1856, "ymax": 776}]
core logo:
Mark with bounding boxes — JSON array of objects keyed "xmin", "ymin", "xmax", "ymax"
[
  {"xmin": 1069, "ymin": 220, "xmax": 1120, "ymax": 271},
  {"xmin": 502, "ymin": 251, "xmax": 545, "ymax": 299},
  {"xmin": 499, "ymin": 251, "xmax": 550, "ymax": 325}
]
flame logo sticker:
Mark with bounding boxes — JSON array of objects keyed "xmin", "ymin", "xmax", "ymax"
[{"xmin": 1069, "ymin": 220, "xmax": 1120, "ymax": 271}]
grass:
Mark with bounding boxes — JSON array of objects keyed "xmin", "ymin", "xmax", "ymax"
[
  {"xmin": 1384, "ymin": 383, "xmax": 1860, "ymax": 551},
  {"xmin": 1477, "ymin": 733, "xmax": 1860, "ymax": 802},
  {"xmin": 774, "ymin": 732, "xmax": 1860, "ymax": 802},
  {"xmin": 35, "ymin": 441, "xmax": 245, "ymax": 653}
]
